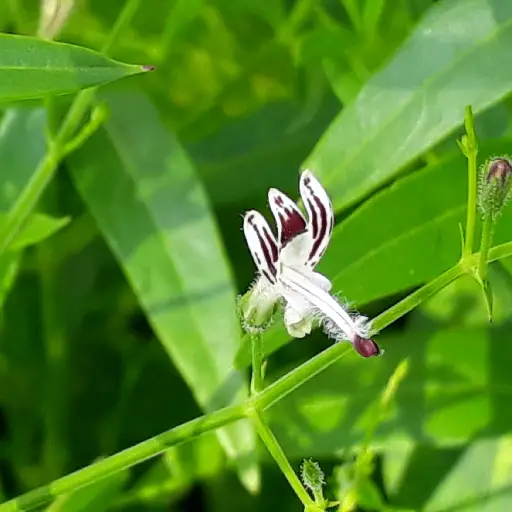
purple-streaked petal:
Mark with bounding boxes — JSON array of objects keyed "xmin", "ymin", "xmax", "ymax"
[
  {"xmin": 268, "ymin": 187, "xmax": 307, "ymax": 246},
  {"xmin": 299, "ymin": 169, "xmax": 334, "ymax": 267},
  {"xmin": 353, "ymin": 334, "xmax": 382, "ymax": 358},
  {"xmin": 243, "ymin": 210, "xmax": 279, "ymax": 284}
]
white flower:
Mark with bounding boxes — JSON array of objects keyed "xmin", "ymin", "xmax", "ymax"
[{"xmin": 242, "ymin": 170, "xmax": 381, "ymax": 358}]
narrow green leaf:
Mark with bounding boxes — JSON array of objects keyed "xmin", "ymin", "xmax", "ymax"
[
  {"xmin": 0, "ymin": 34, "xmax": 151, "ymax": 101},
  {"xmin": 362, "ymin": 0, "xmax": 387, "ymax": 36},
  {"xmin": 306, "ymin": 0, "xmax": 512, "ymax": 210},
  {"xmin": 69, "ymin": 91, "xmax": 258, "ymax": 492},
  {"xmin": 0, "ymin": 212, "xmax": 71, "ymax": 250}
]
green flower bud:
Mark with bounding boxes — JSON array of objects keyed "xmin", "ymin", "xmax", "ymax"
[
  {"xmin": 478, "ymin": 156, "xmax": 512, "ymax": 221},
  {"xmin": 237, "ymin": 283, "xmax": 279, "ymax": 335},
  {"xmin": 301, "ymin": 458, "xmax": 325, "ymax": 496}
]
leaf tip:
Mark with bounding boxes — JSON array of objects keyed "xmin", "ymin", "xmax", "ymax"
[{"xmin": 141, "ymin": 64, "xmax": 156, "ymax": 72}]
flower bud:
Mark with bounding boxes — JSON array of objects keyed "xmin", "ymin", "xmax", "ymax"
[
  {"xmin": 478, "ymin": 156, "xmax": 512, "ymax": 221},
  {"xmin": 301, "ymin": 458, "xmax": 325, "ymax": 495},
  {"xmin": 237, "ymin": 283, "xmax": 278, "ymax": 335}
]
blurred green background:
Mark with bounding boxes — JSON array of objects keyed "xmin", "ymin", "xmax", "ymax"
[{"xmin": 2, "ymin": 0, "xmax": 512, "ymax": 510}]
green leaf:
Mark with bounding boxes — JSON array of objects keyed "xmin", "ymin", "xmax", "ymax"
[
  {"xmin": 69, "ymin": 91, "xmax": 258, "ymax": 492},
  {"xmin": 423, "ymin": 438, "xmax": 512, "ymax": 511},
  {"xmin": 267, "ymin": 321, "xmax": 511, "ymax": 457},
  {"xmin": 0, "ymin": 108, "xmax": 47, "ymax": 212},
  {"xmin": 189, "ymin": 96, "xmax": 338, "ymax": 207},
  {"xmin": 306, "ymin": 0, "xmax": 512, "ymax": 211},
  {"xmin": 0, "ymin": 212, "xmax": 71, "ymax": 250},
  {"xmin": 0, "ymin": 107, "xmax": 48, "ymax": 315},
  {"xmin": 388, "ymin": 439, "xmax": 512, "ymax": 511},
  {"xmin": 0, "ymin": 34, "xmax": 151, "ymax": 101},
  {"xmin": 415, "ymin": 267, "xmax": 512, "ymax": 328}
]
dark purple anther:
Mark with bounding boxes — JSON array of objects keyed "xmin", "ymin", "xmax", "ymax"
[{"xmin": 353, "ymin": 334, "xmax": 382, "ymax": 358}]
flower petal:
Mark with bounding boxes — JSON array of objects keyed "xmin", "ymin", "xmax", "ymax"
[
  {"xmin": 268, "ymin": 187, "xmax": 307, "ymax": 246},
  {"xmin": 280, "ymin": 264, "xmax": 354, "ymax": 338},
  {"xmin": 308, "ymin": 270, "xmax": 332, "ymax": 293},
  {"xmin": 283, "ymin": 291, "xmax": 313, "ymax": 338},
  {"xmin": 299, "ymin": 169, "xmax": 334, "ymax": 267},
  {"xmin": 279, "ymin": 231, "xmax": 313, "ymax": 268},
  {"xmin": 243, "ymin": 210, "xmax": 279, "ymax": 284}
]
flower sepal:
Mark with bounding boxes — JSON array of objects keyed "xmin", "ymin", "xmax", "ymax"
[{"xmin": 238, "ymin": 280, "xmax": 279, "ymax": 335}]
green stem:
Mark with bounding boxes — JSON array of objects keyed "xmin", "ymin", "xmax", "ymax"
[
  {"xmin": 5, "ymin": 240, "xmax": 512, "ymax": 511},
  {"xmin": 249, "ymin": 410, "xmax": 314, "ymax": 508},
  {"xmin": 462, "ymin": 105, "xmax": 478, "ymax": 259},
  {"xmin": 39, "ymin": 230, "xmax": 68, "ymax": 480},
  {"xmin": 477, "ymin": 216, "xmax": 496, "ymax": 321},
  {"xmin": 251, "ymin": 333, "xmax": 263, "ymax": 395},
  {"xmin": 101, "ymin": 0, "xmax": 142, "ymax": 56},
  {"xmin": 0, "ymin": 0, "xmax": 142, "ymax": 256},
  {"xmin": 478, "ymin": 216, "xmax": 495, "ymax": 283},
  {"xmin": 0, "ymin": 403, "xmax": 248, "ymax": 512}
]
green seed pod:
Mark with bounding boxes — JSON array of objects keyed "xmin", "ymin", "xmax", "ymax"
[{"xmin": 478, "ymin": 156, "xmax": 512, "ymax": 221}]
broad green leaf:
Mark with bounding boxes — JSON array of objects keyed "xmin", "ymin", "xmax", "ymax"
[
  {"xmin": 267, "ymin": 321, "xmax": 511, "ymax": 457},
  {"xmin": 306, "ymin": 0, "xmax": 512, "ymax": 211},
  {"xmin": 423, "ymin": 437, "xmax": 512, "ymax": 512},
  {"xmin": 0, "ymin": 212, "xmax": 71, "ymax": 250},
  {"xmin": 189, "ymin": 95, "xmax": 338, "ymax": 207},
  {"xmin": 47, "ymin": 467, "xmax": 128, "ymax": 512},
  {"xmin": 0, "ymin": 108, "xmax": 47, "ymax": 212},
  {"xmin": 323, "ymin": 138, "xmax": 512, "ymax": 306},
  {"xmin": 388, "ymin": 439, "xmax": 512, "ymax": 511},
  {"xmin": 69, "ymin": 91, "xmax": 258, "ymax": 492},
  {"xmin": 0, "ymin": 34, "xmax": 151, "ymax": 101},
  {"xmin": 0, "ymin": 108, "xmax": 48, "ymax": 315}
]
